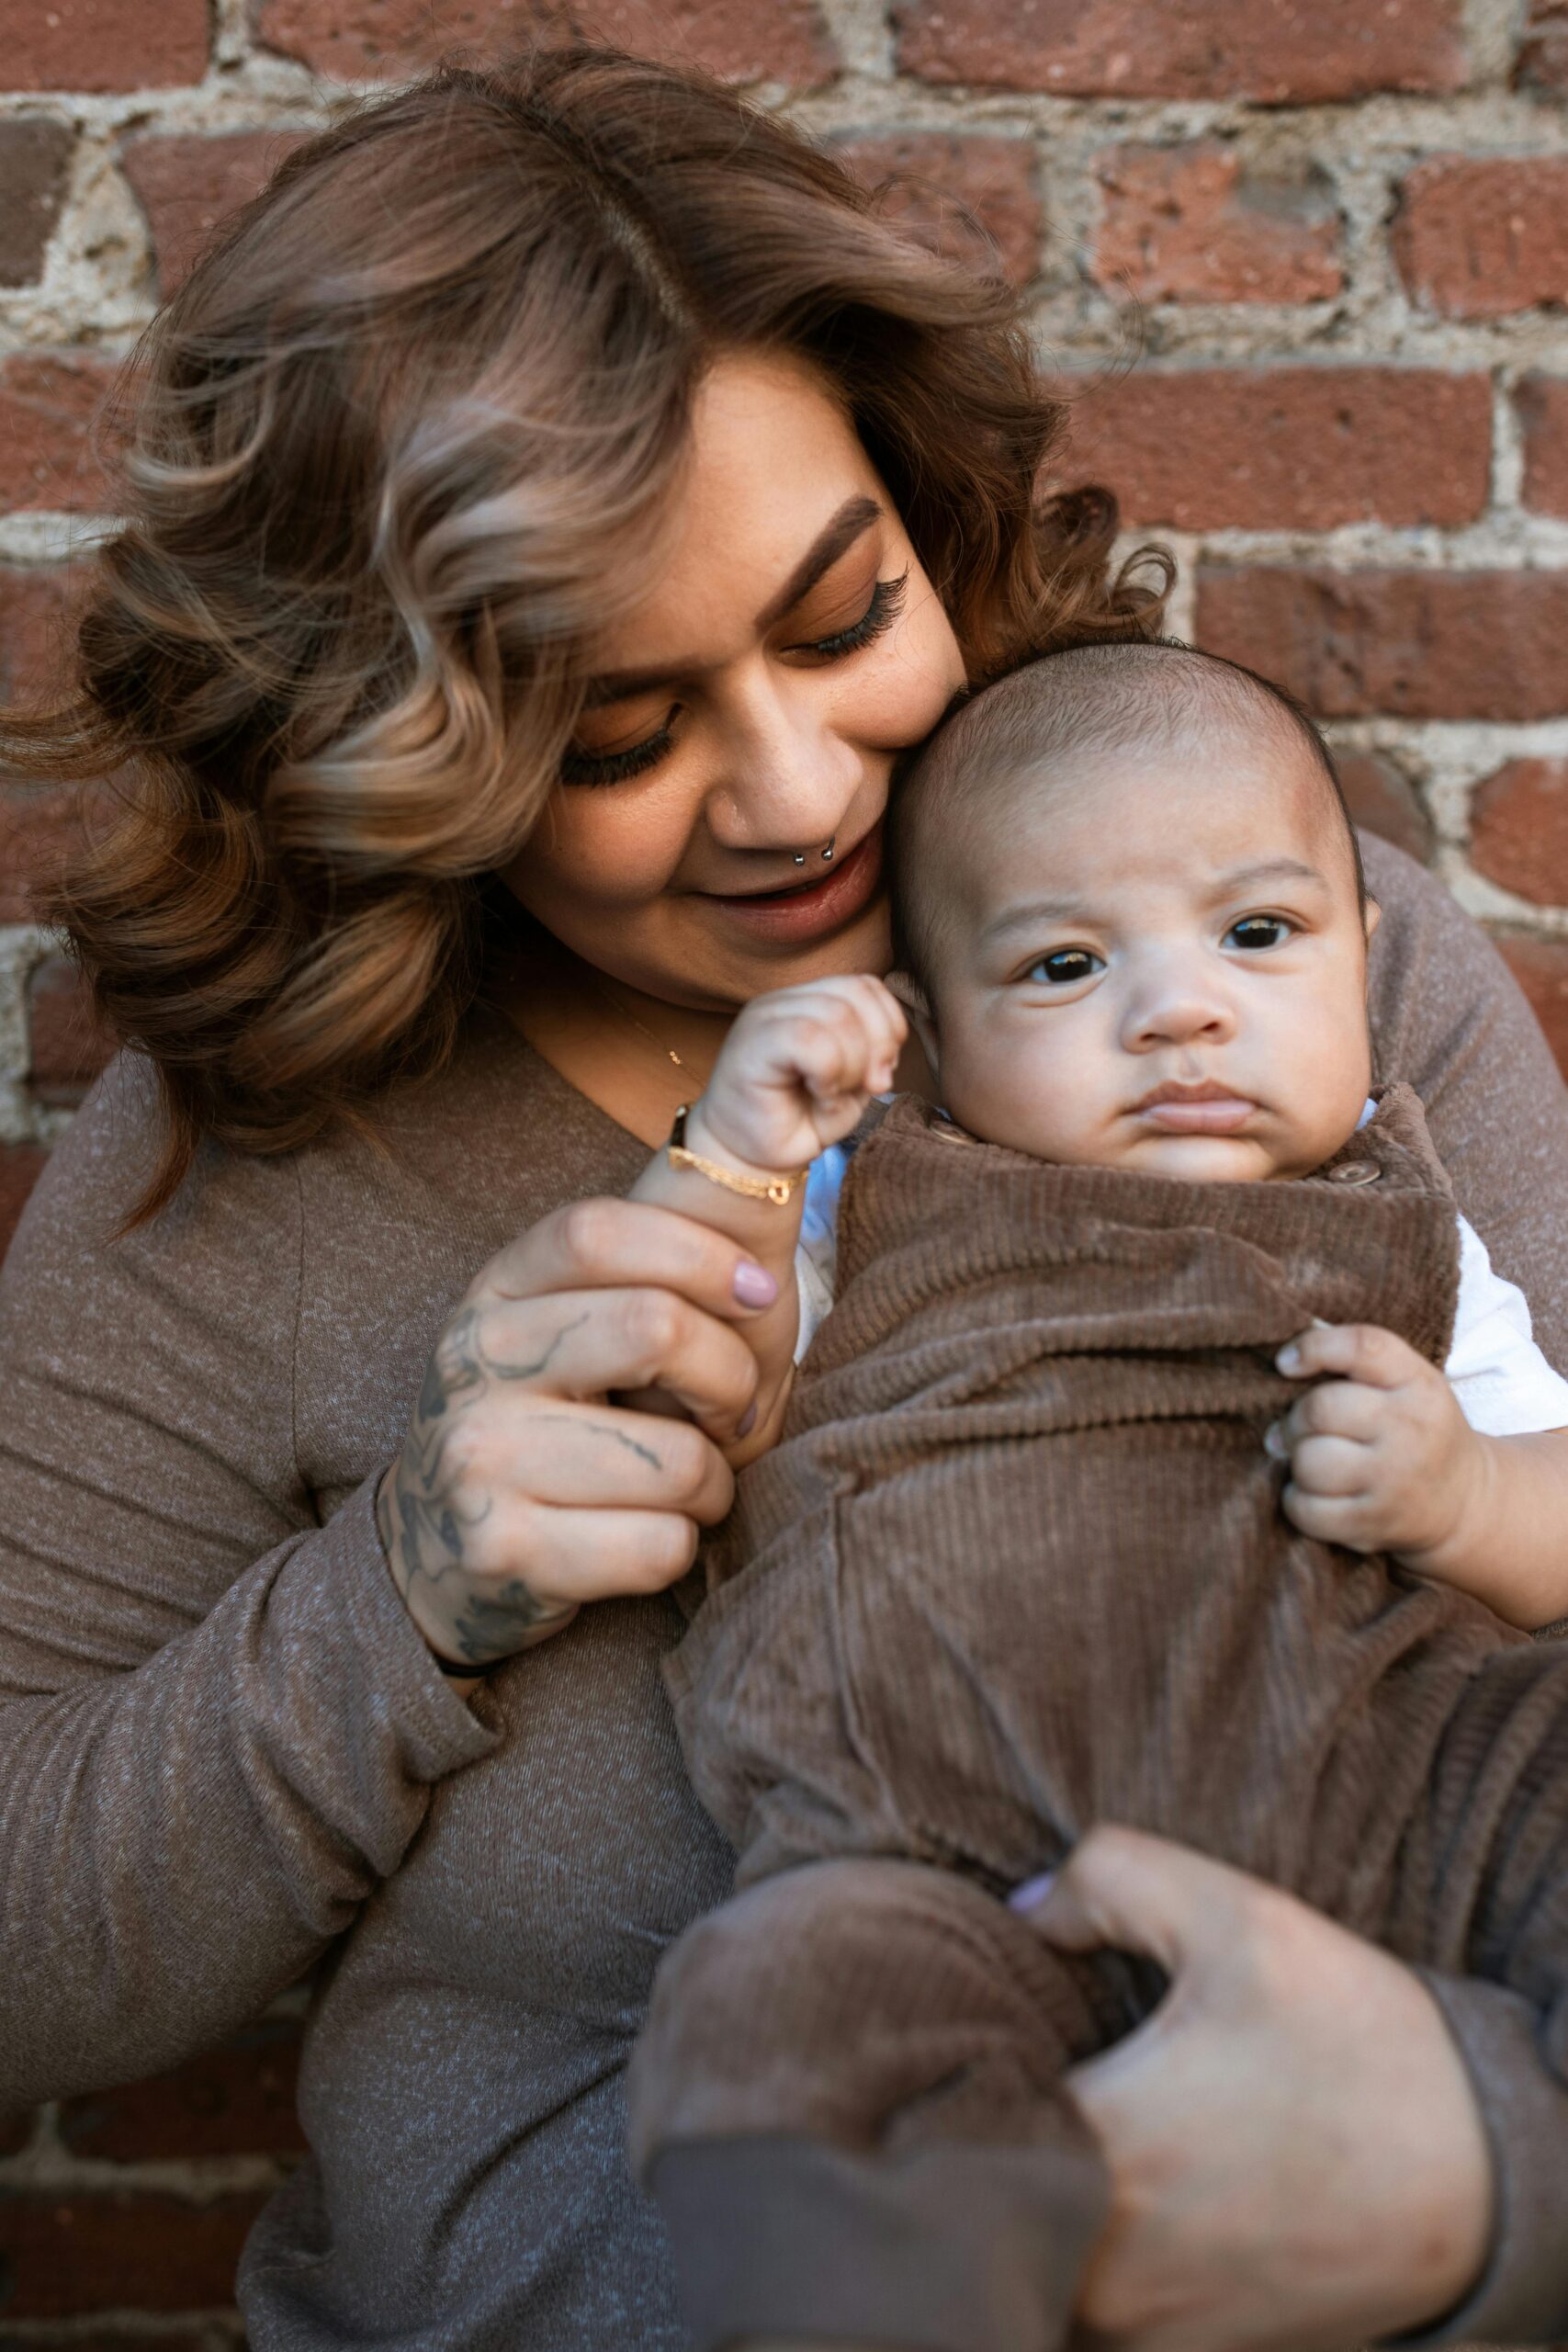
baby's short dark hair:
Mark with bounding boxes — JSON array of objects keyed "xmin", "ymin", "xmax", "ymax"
[{"xmin": 887, "ymin": 639, "xmax": 1366, "ymax": 1002}]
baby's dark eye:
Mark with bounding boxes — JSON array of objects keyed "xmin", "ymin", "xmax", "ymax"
[
  {"xmin": 1224, "ymin": 915, "xmax": 1294, "ymax": 952},
  {"xmin": 1024, "ymin": 948, "xmax": 1104, "ymax": 987}
]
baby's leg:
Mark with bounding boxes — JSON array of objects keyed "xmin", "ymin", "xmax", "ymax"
[
  {"xmin": 1391, "ymin": 1642, "xmax": 1568, "ymax": 2080},
  {"xmin": 628, "ymin": 1855, "xmax": 1132, "ymax": 2352}
]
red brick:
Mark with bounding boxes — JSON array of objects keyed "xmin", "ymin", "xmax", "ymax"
[
  {"xmin": 1469, "ymin": 760, "xmax": 1568, "ymax": 907},
  {"xmin": 892, "ymin": 0, "xmax": 1466, "ymax": 99},
  {"xmin": 0, "ymin": 355, "xmax": 119, "ymax": 514},
  {"xmin": 255, "ymin": 0, "xmax": 839, "ymax": 87},
  {"xmin": 1517, "ymin": 2, "xmax": 1568, "ymax": 95},
  {"xmin": 0, "ymin": 0, "xmax": 209, "ymax": 93},
  {"xmin": 0, "ymin": 2188, "xmax": 265, "ymax": 2314},
  {"xmin": 0, "ymin": 119, "xmax": 73, "ymax": 288},
  {"xmin": 831, "ymin": 132, "xmax": 1040, "ymax": 285},
  {"xmin": 1393, "ymin": 158, "xmax": 1568, "ymax": 320},
  {"xmin": 1517, "ymin": 375, "xmax": 1568, "ymax": 519},
  {"xmin": 1068, "ymin": 368, "xmax": 1490, "ymax": 532},
  {"xmin": 1197, "ymin": 567, "xmax": 1568, "ymax": 721},
  {"xmin": 26, "ymin": 956, "xmax": 113, "ymax": 1109},
  {"xmin": 59, "ymin": 2023, "xmax": 307, "ymax": 2163},
  {"xmin": 1496, "ymin": 935, "xmax": 1568, "ymax": 1075},
  {"xmin": 0, "ymin": 782, "xmax": 106, "ymax": 922},
  {"xmin": 1336, "ymin": 751, "xmax": 1434, "ymax": 865},
  {"xmin": 1094, "ymin": 143, "xmax": 1341, "ymax": 306},
  {"xmin": 122, "ymin": 132, "xmax": 311, "ymax": 298},
  {"xmin": 0, "ymin": 2336, "xmax": 238, "ymax": 2350},
  {"xmin": 0, "ymin": 564, "xmax": 80, "ymax": 704},
  {"xmin": 0, "ymin": 1145, "xmax": 48, "ymax": 1263}
]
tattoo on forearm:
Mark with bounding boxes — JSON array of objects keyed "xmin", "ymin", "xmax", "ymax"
[{"xmin": 379, "ymin": 1306, "xmax": 596, "ymax": 1662}]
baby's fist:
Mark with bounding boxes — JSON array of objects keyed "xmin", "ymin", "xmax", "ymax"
[
  {"xmin": 1268, "ymin": 1322, "xmax": 1484, "ymax": 1565},
  {"xmin": 693, "ymin": 975, "xmax": 907, "ymax": 1179}
]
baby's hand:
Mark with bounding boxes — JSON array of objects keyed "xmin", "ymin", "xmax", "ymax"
[
  {"xmin": 689, "ymin": 976, "xmax": 907, "ymax": 1182},
  {"xmin": 1267, "ymin": 1323, "xmax": 1487, "ymax": 1567}
]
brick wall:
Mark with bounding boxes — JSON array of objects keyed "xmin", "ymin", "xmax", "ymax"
[{"xmin": 2, "ymin": 0, "xmax": 1567, "ymax": 2336}]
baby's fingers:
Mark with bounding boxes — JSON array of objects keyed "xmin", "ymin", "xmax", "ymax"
[
  {"xmin": 1280, "ymin": 1481, "xmax": 1381, "ymax": 1551},
  {"xmin": 1276, "ymin": 1322, "xmax": 1426, "ymax": 1389}
]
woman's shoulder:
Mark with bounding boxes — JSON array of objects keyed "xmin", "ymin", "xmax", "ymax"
[
  {"xmin": 1362, "ymin": 831, "xmax": 1552, "ymax": 1094},
  {"xmin": 3, "ymin": 1049, "xmax": 303, "ymax": 1304}
]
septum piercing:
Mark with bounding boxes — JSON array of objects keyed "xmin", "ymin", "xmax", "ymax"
[{"xmin": 791, "ymin": 836, "xmax": 837, "ymax": 866}]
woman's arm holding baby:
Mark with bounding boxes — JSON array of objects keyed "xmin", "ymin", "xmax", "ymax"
[
  {"xmin": 626, "ymin": 976, "xmax": 905, "ymax": 1466},
  {"xmin": 1270, "ymin": 1321, "xmax": 1568, "ymax": 1628}
]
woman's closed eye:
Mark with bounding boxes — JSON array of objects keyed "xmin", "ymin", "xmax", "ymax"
[
  {"xmin": 559, "ymin": 570, "xmax": 911, "ymax": 787},
  {"xmin": 1224, "ymin": 914, "xmax": 1298, "ymax": 952},
  {"xmin": 786, "ymin": 568, "xmax": 908, "ymax": 662}
]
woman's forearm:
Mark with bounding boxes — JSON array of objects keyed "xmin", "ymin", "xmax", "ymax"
[{"xmin": 0, "ymin": 1476, "xmax": 492, "ymax": 2106}]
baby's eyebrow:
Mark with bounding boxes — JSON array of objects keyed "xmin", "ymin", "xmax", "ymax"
[
  {"xmin": 1209, "ymin": 857, "xmax": 1330, "ymax": 897},
  {"xmin": 978, "ymin": 894, "xmax": 1096, "ymax": 946}
]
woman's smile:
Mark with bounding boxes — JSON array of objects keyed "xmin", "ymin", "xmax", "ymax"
[{"xmin": 694, "ymin": 820, "xmax": 885, "ymax": 944}]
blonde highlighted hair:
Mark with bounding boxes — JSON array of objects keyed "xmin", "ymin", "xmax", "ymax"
[{"xmin": 4, "ymin": 45, "xmax": 1165, "ymax": 1220}]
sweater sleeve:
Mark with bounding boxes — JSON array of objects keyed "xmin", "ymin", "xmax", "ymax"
[
  {"xmin": 1362, "ymin": 834, "xmax": 1568, "ymax": 1367},
  {"xmin": 0, "ymin": 1061, "xmax": 496, "ymax": 2106},
  {"xmin": 1359, "ymin": 842, "xmax": 1568, "ymax": 2342}
]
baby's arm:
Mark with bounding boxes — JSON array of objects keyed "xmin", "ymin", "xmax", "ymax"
[
  {"xmin": 1269, "ymin": 1324, "xmax": 1568, "ymax": 1628},
  {"xmin": 627, "ymin": 976, "xmax": 905, "ymax": 1468}
]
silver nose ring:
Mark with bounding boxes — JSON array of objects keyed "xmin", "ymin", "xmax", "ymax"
[{"xmin": 791, "ymin": 835, "xmax": 837, "ymax": 866}]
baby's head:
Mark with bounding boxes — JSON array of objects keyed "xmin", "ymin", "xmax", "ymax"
[{"xmin": 888, "ymin": 642, "xmax": 1379, "ymax": 1182}]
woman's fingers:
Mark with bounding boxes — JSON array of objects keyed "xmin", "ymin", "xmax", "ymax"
[
  {"xmin": 478, "ymin": 1196, "xmax": 781, "ymax": 1323},
  {"xmin": 1016, "ymin": 1831, "xmax": 1493, "ymax": 2352},
  {"xmin": 500, "ymin": 1501, "xmax": 706, "ymax": 1603},
  {"xmin": 468, "ymin": 1285, "xmax": 760, "ymax": 1442},
  {"xmin": 469, "ymin": 1393, "xmax": 735, "ymax": 1524},
  {"xmin": 1016, "ymin": 1823, "xmax": 1243, "ymax": 1977}
]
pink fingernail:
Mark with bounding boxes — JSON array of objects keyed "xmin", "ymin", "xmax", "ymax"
[
  {"xmin": 732, "ymin": 1262, "xmax": 777, "ymax": 1308},
  {"xmin": 1009, "ymin": 1870, "xmax": 1057, "ymax": 1914}
]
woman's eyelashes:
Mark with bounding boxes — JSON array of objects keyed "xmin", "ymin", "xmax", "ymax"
[
  {"xmin": 560, "ymin": 717, "xmax": 675, "ymax": 788},
  {"xmin": 790, "ymin": 568, "xmax": 908, "ymax": 661},
  {"xmin": 559, "ymin": 570, "xmax": 911, "ymax": 787}
]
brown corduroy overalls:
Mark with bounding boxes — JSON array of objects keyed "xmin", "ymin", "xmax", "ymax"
[{"xmin": 629, "ymin": 1087, "xmax": 1568, "ymax": 2352}]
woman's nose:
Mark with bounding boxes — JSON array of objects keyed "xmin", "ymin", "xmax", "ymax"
[{"xmin": 702, "ymin": 673, "xmax": 863, "ymax": 855}]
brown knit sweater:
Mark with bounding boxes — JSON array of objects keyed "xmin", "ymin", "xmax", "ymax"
[{"xmin": 2, "ymin": 839, "xmax": 1567, "ymax": 2350}]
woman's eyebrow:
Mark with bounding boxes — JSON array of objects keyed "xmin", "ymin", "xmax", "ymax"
[
  {"xmin": 753, "ymin": 493, "xmax": 882, "ymax": 630},
  {"xmin": 581, "ymin": 493, "xmax": 886, "ymax": 707}
]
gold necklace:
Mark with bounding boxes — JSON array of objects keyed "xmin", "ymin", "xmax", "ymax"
[{"xmin": 592, "ymin": 977, "xmax": 692, "ymax": 1074}]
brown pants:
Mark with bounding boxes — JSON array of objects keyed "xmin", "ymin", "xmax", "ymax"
[{"xmin": 628, "ymin": 1092, "xmax": 1568, "ymax": 2352}]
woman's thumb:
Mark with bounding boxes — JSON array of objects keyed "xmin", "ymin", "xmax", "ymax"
[{"xmin": 1010, "ymin": 1823, "xmax": 1227, "ymax": 1975}]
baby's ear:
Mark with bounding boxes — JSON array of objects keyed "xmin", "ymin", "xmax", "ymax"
[
  {"xmin": 884, "ymin": 967, "xmax": 930, "ymax": 1021},
  {"xmin": 885, "ymin": 968, "xmax": 939, "ymax": 1074}
]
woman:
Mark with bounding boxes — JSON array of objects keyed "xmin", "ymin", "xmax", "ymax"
[{"xmin": 2, "ymin": 47, "xmax": 1562, "ymax": 2352}]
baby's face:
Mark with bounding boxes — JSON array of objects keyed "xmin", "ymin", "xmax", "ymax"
[{"xmin": 920, "ymin": 735, "xmax": 1377, "ymax": 1182}]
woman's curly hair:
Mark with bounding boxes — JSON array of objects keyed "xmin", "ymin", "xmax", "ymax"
[{"xmin": 2, "ymin": 44, "xmax": 1167, "ymax": 1221}]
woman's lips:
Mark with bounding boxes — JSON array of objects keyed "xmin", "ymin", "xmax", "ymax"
[
  {"xmin": 1132, "ymin": 1085, "xmax": 1259, "ymax": 1136},
  {"xmin": 698, "ymin": 822, "xmax": 883, "ymax": 945}
]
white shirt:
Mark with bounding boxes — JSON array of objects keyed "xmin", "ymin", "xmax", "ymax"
[{"xmin": 793, "ymin": 1135, "xmax": 1568, "ymax": 1440}]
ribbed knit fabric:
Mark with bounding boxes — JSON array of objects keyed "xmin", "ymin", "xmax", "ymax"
[{"xmin": 633, "ymin": 1084, "xmax": 1568, "ymax": 2352}]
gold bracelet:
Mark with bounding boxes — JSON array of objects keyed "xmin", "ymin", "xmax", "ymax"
[{"xmin": 667, "ymin": 1104, "xmax": 806, "ymax": 1206}]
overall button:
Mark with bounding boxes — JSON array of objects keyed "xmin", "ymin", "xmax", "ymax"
[{"xmin": 1326, "ymin": 1159, "xmax": 1381, "ymax": 1186}]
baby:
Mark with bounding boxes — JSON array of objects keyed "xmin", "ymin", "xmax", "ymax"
[{"xmin": 623, "ymin": 644, "xmax": 1568, "ymax": 2352}]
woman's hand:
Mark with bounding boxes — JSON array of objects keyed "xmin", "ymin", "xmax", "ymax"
[
  {"xmin": 1015, "ymin": 1826, "xmax": 1493, "ymax": 2352},
  {"xmin": 378, "ymin": 1197, "xmax": 776, "ymax": 1670}
]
